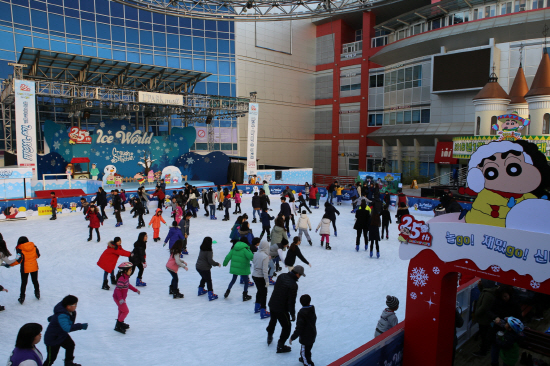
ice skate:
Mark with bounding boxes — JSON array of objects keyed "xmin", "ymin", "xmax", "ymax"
[
  {"xmin": 355, "ymin": 245, "xmax": 359, "ymax": 252},
  {"xmin": 224, "ymin": 289, "xmax": 230, "ymax": 298},
  {"xmin": 114, "ymin": 320, "xmax": 126, "ymax": 334},
  {"xmin": 173, "ymin": 289, "xmax": 184, "ymax": 299},
  {"xmin": 377, "ymin": 251, "xmax": 380, "ymax": 258},
  {"xmin": 370, "ymin": 251, "xmax": 373, "ymax": 258},
  {"xmin": 242, "ymin": 291, "xmax": 252, "ymax": 301},
  {"xmin": 198, "ymin": 287, "xmax": 208, "ymax": 296},
  {"xmin": 208, "ymin": 291, "xmax": 218, "ymax": 301},
  {"xmin": 260, "ymin": 308, "xmax": 271, "ymax": 319},
  {"xmin": 102, "ymin": 280, "xmax": 110, "ymax": 290},
  {"xmin": 254, "ymin": 302, "xmax": 261, "ymax": 313},
  {"xmin": 277, "ymin": 345, "xmax": 291, "ymax": 353}
]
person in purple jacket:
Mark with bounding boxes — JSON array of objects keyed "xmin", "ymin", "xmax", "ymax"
[
  {"xmin": 7, "ymin": 323, "xmax": 44, "ymax": 366},
  {"xmin": 163, "ymin": 221, "xmax": 185, "ymax": 250}
]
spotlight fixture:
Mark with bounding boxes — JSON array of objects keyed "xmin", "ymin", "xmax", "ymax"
[{"xmin": 246, "ymin": 0, "xmax": 253, "ymax": 8}]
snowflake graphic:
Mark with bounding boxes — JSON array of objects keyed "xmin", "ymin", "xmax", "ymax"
[
  {"xmin": 95, "ymin": 152, "xmax": 100, "ymax": 156},
  {"xmin": 105, "ymin": 156, "xmax": 110, "ymax": 160},
  {"xmin": 530, "ymin": 280, "xmax": 540, "ymax": 289},
  {"xmin": 163, "ymin": 143, "xmax": 167, "ymax": 147},
  {"xmin": 50, "ymin": 159, "xmax": 56, "ymax": 167},
  {"xmin": 65, "ymin": 149, "xmax": 70, "ymax": 154},
  {"xmin": 491, "ymin": 265, "xmax": 501, "ymax": 272},
  {"xmin": 410, "ymin": 267, "xmax": 429, "ymax": 287},
  {"xmin": 186, "ymin": 157, "xmax": 195, "ymax": 165},
  {"xmin": 153, "ymin": 139, "xmax": 159, "ymax": 144},
  {"xmin": 137, "ymin": 150, "xmax": 141, "ymax": 154},
  {"xmin": 156, "ymin": 146, "xmax": 160, "ymax": 150},
  {"xmin": 7, "ymin": 185, "xmax": 13, "ymax": 190},
  {"xmin": 421, "ymin": 224, "xmax": 429, "ymax": 233},
  {"xmin": 164, "ymin": 148, "xmax": 170, "ymax": 153},
  {"xmin": 55, "ymin": 132, "xmax": 59, "ymax": 137},
  {"xmin": 174, "ymin": 143, "xmax": 178, "ymax": 147},
  {"xmin": 53, "ymin": 141, "xmax": 61, "ymax": 150},
  {"xmin": 433, "ymin": 267, "xmax": 440, "ymax": 275},
  {"xmin": 179, "ymin": 137, "xmax": 183, "ymax": 141},
  {"xmin": 121, "ymin": 125, "xmax": 126, "ymax": 131},
  {"xmin": 204, "ymin": 157, "xmax": 210, "ymax": 163},
  {"xmin": 107, "ymin": 130, "xmax": 112, "ymax": 135},
  {"xmin": 100, "ymin": 122, "xmax": 105, "ymax": 128},
  {"xmin": 410, "ymin": 292, "xmax": 417, "ymax": 300}
]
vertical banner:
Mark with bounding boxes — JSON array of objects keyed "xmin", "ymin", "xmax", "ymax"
[
  {"xmin": 14, "ymin": 80, "xmax": 38, "ymax": 179},
  {"xmin": 247, "ymin": 103, "xmax": 259, "ymax": 175}
]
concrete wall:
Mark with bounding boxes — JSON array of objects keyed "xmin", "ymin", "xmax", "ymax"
[{"xmin": 235, "ymin": 20, "xmax": 317, "ymax": 168}]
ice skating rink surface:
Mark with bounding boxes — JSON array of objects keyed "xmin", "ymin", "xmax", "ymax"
[{"xmin": 0, "ymin": 195, "xmax": 417, "ymax": 365}]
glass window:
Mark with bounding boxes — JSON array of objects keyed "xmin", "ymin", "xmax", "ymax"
[
  {"xmin": 65, "ymin": 17, "xmax": 80, "ymax": 35},
  {"xmin": 421, "ymin": 109, "xmax": 430, "ymax": 123},
  {"xmin": 0, "ymin": 31, "xmax": 14, "ymax": 51},
  {"xmin": 514, "ymin": 0, "xmax": 526, "ymax": 12},
  {"xmin": 412, "ymin": 110, "xmax": 421, "ymax": 123},
  {"xmin": 140, "ymin": 30, "xmax": 152, "ymax": 45},
  {"xmin": 154, "ymin": 32, "xmax": 166, "ymax": 48},
  {"xmin": 193, "ymin": 37, "xmax": 204, "ymax": 51},
  {"xmin": 192, "ymin": 18, "xmax": 204, "ymax": 29},
  {"xmin": 484, "ymin": 5, "xmax": 496, "ymax": 18},
  {"xmin": 384, "ymin": 113, "xmax": 390, "ymax": 125},
  {"xmin": 405, "ymin": 67, "xmax": 413, "ymax": 81},
  {"xmin": 390, "ymin": 112, "xmax": 396, "ymax": 125},
  {"xmin": 370, "ymin": 75, "xmax": 377, "ymax": 88},
  {"xmin": 396, "ymin": 111, "xmax": 404, "ymax": 124},
  {"xmin": 31, "ymin": 10, "xmax": 48, "ymax": 29},
  {"xmin": 48, "ymin": 14, "xmax": 65, "ymax": 33},
  {"xmin": 13, "ymin": 5, "xmax": 30, "ymax": 25},
  {"xmin": 501, "ymin": 1, "xmax": 512, "ymax": 13},
  {"xmin": 397, "ymin": 69, "xmax": 405, "ymax": 83},
  {"xmin": 112, "ymin": 26, "xmax": 124, "ymax": 42},
  {"xmin": 349, "ymin": 158, "xmax": 359, "ymax": 171},
  {"xmin": 376, "ymin": 74, "xmax": 384, "ymax": 87},
  {"xmin": 452, "ymin": 13, "xmax": 463, "ymax": 24},
  {"xmin": 412, "ymin": 23, "xmax": 423, "ymax": 35},
  {"xmin": 369, "ymin": 114, "xmax": 376, "ymax": 126},
  {"xmin": 473, "ymin": 8, "xmax": 483, "ymax": 20},
  {"xmin": 413, "ymin": 65, "xmax": 422, "ymax": 80},
  {"xmin": 82, "ymin": 20, "xmax": 96, "ymax": 38},
  {"xmin": 532, "ymin": 0, "xmax": 545, "ymax": 8},
  {"xmin": 97, "ymin": 23, "xmax": 110, "ymax": 40},
  {"xmin": 404, "ymin": 110, "xmax": 412, "ymax": 124}
]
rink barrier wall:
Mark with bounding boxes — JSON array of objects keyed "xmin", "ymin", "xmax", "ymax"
[
  {"xmin": 0, "ymin": 184, "xmax": 473, "ymax": 216},
  {"xmin": 327, "ymin": 277, "xmax": 480, "ymax": 366}
]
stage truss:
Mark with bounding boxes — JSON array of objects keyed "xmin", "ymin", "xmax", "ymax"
[
  {"xmin": 111, "ymin": 0, "xmax": 398, "ymax": 21},
  {"xmin": 1, "ymin": 48, "xmax": 250, "ymax": 153}
]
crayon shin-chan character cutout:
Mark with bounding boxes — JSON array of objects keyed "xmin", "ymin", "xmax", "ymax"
[{"xmin": 465, "ymin": 140, "xmax": 550, "ymax": 231}]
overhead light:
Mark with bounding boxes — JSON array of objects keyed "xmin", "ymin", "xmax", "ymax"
[
  {"xmin": 68, "ymin": 112, "xmax": 74, "ymax": 118},
  {"xmin": 246, "ymin": 0, "xmax": 253, "ymax": 9}
]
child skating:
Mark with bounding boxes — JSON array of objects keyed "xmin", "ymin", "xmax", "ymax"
[
  {"xmin": 130, "ymin": 232, "xmax": 148, "ymax": 287},
  {"xmin": 196, "ymin": 237, "xmax": 221, "ymax": 301},
  {"xmin": 113, "ymin": 262, "xmax": 140, "ymax": 334},
  {"xmin": 148, "ymin": 208, "xmax": 167, "ymax": 242},
  {"xmin": 166, "ymin": 239, "xmax": 188, "ymax": 299},
  {"xmin": 381, "ymin": 205, "xmax": 391, "ymax": 240},
  {"xmin": 130, "ymin": 197, "xmax": 145, "ymax": 229},
  {"xmin": 223, "ymin": 193, "xmax": 232, "ymax": 221},
  {"xmin": 315, "ymin": 214, "xmax": 332, "ymax": 250},
  {"xmin": 374, "ymin": 295, "xmax": 399, "ymax": 337},
  {"xmin": 290, "ymin": 294, "xmax": 317, "ymax": 366},
  {"xmin": 234, "ymin": 190, "xmax": 242, "ymax": 214},
  {"xmin": 86, "ymin": 205, "xmax": 103, "ymax": 242},
  {"xmin": 297, "ymin": 211, "xmax": 312, "ymax": 245},
  {"xmin": 0, "ymin": 237, "xmax": 14, "ymax": 311},
  {"xmin": 260, "ymin": 208, "xmax": 275, "ymax": 242},
  {"xmin": 164, "ymin": 220, "xmax": 185, "ymax": 249},
  {"xmin": 50, "ymin": 192, "xmax": 57, "ymax": 220},
  {"xmin": 369, "ymin": 212, "xmax": 381, "ymax": 258},
  {"xmin": 97, "ymin": 237, "xmax": 131, "ymax": 290},
  {"xmin": 284, "ymin": 237, "xmax": 311, "ymax": 271},
  {"xmin": 10, "ymin": 236, "xmax": 40, "ymax": 304}
]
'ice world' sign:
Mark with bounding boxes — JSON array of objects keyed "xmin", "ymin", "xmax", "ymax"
[{"xmin": 95, "ymin": 129, "xmax": 153, "ymax": 145}]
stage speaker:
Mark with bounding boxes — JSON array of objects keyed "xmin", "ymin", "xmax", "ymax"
[{"xmin": 228, "ymin": 162, "xmax": 244, "ymax": 184}]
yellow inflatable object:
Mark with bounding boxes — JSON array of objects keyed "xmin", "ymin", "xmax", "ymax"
[{"xmin": 18, "ymin": 207, "xmax": 26, "ymax": 212}]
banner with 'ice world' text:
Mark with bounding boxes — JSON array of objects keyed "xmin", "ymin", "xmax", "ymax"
[
  {"xmin": 399, "ymin": 215, "xmax": 550, "ymax": 284},
  {"xmin": 247, "ymin": 103, "xmax": 259, "ymax": 175},
  {"xmin": 14, "ymin": 80, "xmax": 38, "ymax": 179}
]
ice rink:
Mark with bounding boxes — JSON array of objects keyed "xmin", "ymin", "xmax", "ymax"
[{"xmin": 0, "ymin": 194, "xmax": 417, "ymax": 365}]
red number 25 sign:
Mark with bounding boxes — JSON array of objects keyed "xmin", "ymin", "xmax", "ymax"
[
  {"xmin": 68, "ymin": 127, "xmax": 92, "ymax": 144},
  {"xmin": 399, "ymin": 215, "xmax": 433, "ymax": 247}
]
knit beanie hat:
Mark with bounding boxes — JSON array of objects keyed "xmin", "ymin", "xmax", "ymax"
[{"xmin": 386, "ymin": 295, "xmax": 399, "ymax": 310}]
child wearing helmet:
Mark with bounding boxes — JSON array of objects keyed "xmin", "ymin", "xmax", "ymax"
[
  {"xmin": 491, "ymin": 316, "xmax": 524, "ymax": 366},
  {"xmin": 113, "ymin": 262, "xmax": 140, "ymax": 334}
]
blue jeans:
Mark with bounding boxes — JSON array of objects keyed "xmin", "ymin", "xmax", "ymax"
[
  {"xmin": 209, "ymin": 205, "xmax": 216, "ymax": 217},
  {"xmin": 227, "ymin": 274, "xmax": 249, "ymax": 292},
  {"xmin": 337, "ymin": 196, "xmax": 342, "ymax": 203},
  {"xmin": 253, "ymin": 209, "xmax": 259, "ymax": 220},
  {"xmin": 327, "ymin": 192, "xmax": 333, "ymax": 203}
]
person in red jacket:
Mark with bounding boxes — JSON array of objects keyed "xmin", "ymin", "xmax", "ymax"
[
  {"xmin": 308, "ymin": 184, "xmax": 318, "ymax": 209},
  {"xmin": 151, "ymin": 186, "xmax": 165, "ymax": 210},
  {"xmin": 149, "ymin": 208, "xmax": 167, "ymax": 242},
  {"xmin": 50, "ymin": 192, "xmax": 57, "ymax": 221},
  {"xmin": 97, "ymin": 237, "xmax": 131, "ymax": 290},
  {"xmin": 86, "ymin": 205, "xmax": 103, "ymax": 242}
]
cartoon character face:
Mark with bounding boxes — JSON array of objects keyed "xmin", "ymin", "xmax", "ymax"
[
  {"xmin": 104, "ymin": 165, "xmax": 116, "ymax": 175},
  {"xmin": 92, "ymin": 164, "xmax": 96, "ymax": 169},
  {"xmin": 134, "ymin": 173, "xmax": 144, "ymax": 180},
  {"xmin": 479, "ymin": 151, "xmax": 540, "ymax": 194},
  {"xmin": 400, "ymin": 227, "xmax": 410, "ymax": 235},
  {"xmin": 115, "ymin": 176, "xmax": 122, "ymax": 183},
  {"xmin": 502, "ymin": 119, "xmax": 521, "ymax": 131}
]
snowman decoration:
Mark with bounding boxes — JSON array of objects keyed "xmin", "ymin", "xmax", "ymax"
[{"xmin": 103, "ymin": 165, "xmax": 117, "ymax": 187}]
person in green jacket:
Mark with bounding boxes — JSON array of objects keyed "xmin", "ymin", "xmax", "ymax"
[
  {"xmin": 473, "ymin": 283, "xmax": 498, "ymax": 356},
  {"xmin": 223, "ymin": 241, "xmax": 254, "ymax": 301}
]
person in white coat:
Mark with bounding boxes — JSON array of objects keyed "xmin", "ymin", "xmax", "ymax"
[
  {"xmin": 296, "ymin": 211, "xmax": 312, "ymax": 245},
  {"xmin": 315, "ymin": 214, "xmax": 332, "ymax": 250},
  {"xmin": 252, "ymin": 241, "xmax": 272, "ymax": 319}
]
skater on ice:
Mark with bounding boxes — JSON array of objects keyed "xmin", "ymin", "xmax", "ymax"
[
  {"xmin": 296, "ymin": 210, "xmax": 313, "ymax": 245},
  {"xmin": 166, "ymin": 239, "xmax": 188, "ymax": 299},
  {"xmin": 148, "ymin": 208, "xmax": 166, "ymax": 242},
  {"xmin": 195, "ymin": 237, "xmax": 221, "ymax": 301},
  {"xmin": 130, "ymin": 232, "xmax": 148, "ymax": 287},
  {"xmin": 289, "ymin": 294, "xmax": 317, "ymax": 366},
  {"xmin": 97, "ymin": 237, "xmax": 131, "ymax": 291},
  {"xmin": 10, "ymin": 236, "xmax": 40, "ymax": 305},
  {"xmin": 252, "ymin": 240, "xmax": 272, "ymax": 319},
  {"xmin": 315, "ymin": 214, "xmax": 332, "ymax": 250},
  {"xmin": 7, "ymin": 323, "xmax": 43, "ymax": 365},
  {"xmin": 354, "ymin": 201, "xmax": 371, "ymax": 251},
  {"xmin": 113, "ymin": 262, "xmax": 140, "ymax": 334},
  {"xmin": 284, "ymin": 237, "xmax": 311, "ymax": 271}
]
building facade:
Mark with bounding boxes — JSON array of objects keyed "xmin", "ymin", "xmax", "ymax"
[
  {"xmin": 0, "ymin": 0, "xmax": 238, "ymax": 154},
  {"xmin": 313, "ymin": 0, "xmax": 550, "ymax": 181}
]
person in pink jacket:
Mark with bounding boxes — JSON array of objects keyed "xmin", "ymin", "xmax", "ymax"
[
  {"xmin": 113, "ymin": 262, "xmax": 140, "ymax": 334},
  {"xmin": 175, "ymin": 201, "xmax": 184, "ymax": 224},
  {"xmin": 233, "ymin": 191, "xmax": 242, "ymax": 214},
  {"xmin": 166, "ymin": 239, "xmax": 188, "ymax": 299}
]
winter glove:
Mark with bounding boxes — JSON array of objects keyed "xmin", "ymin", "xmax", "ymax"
[
  {"xmin": 163, "ymin": 242, "xmax": 167, "ymax": 247},
  {"xmin": 137, "ymin": 290, "xmax": 141, "ymax": 295},
  {"xmin": 81, "ymin": 323, "xmax": 88, "ymax": 330},
  {"xmin": 143, "ymin": 263, "xmax": 147, "ymax": 268},
  {"xmin": 265, "ymin": 283, "xmax": 269, "ymax": 288},
  {"xmin": 2, "ymin": 263, "xmax": 10, "ymax": 268},
  {"xmin": 119, "ymin": 299, "xmax": 125, "ymax": 305}
]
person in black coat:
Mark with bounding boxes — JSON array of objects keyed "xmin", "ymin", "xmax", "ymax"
[
  {"xmin": 201, "ymin": 189, "xmax": 209, "ymax": 216},
  {"xmin": 252, "ymin": 192, "xmax": 261, "ymax": 223},
  {"xmin": 130, "ymin": 197, "xmax": 145, "ymax": 229},
  {"xmin": 260, "ymin": 189, "xmax": 271, "ymax": 211},
  {"xmin": 290, "ymin": 294, "xmax": 317, "ymax": 366},
  {"xmin": 354, "ymin": 201, "xmax": 371, "ymax": 251},
  {"xmin": 267, "ymin": 265, "xmax": 306, "ymax": 353},
  {"xmin": 130, "ymin": 232, "xmax": 148, "ymax": 286},
  {"xmin": 260, "ymin": 209, "xmax": 275, "ymax": 241},
  {"xmin": 395, "ymin": 202, "xmax": 410, "ymax": 224},
  {"xmin": 284, "ymin": 237, "xmax": 311, "ymax": 269},
  {"xmin": 324, "ymin": 202, "xmax": 340, "ymax": 236},
  {"xmin": 297, "ymin": 193, "xmax": 311, "ymax": 214},
  {"xmin": 91, "ymin": 187, "xmax": 108, "ymax": 219},
  {"xmin": 112, "ymin": 190, "xmax": 123, "ymax": 227},
  {"xmin": 279, "ymin": 197, "xmax": 293, "ymax": 237},
  {"xmin": 380, "ymin": 205, "xmax": 392, "ymax": 240}
]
